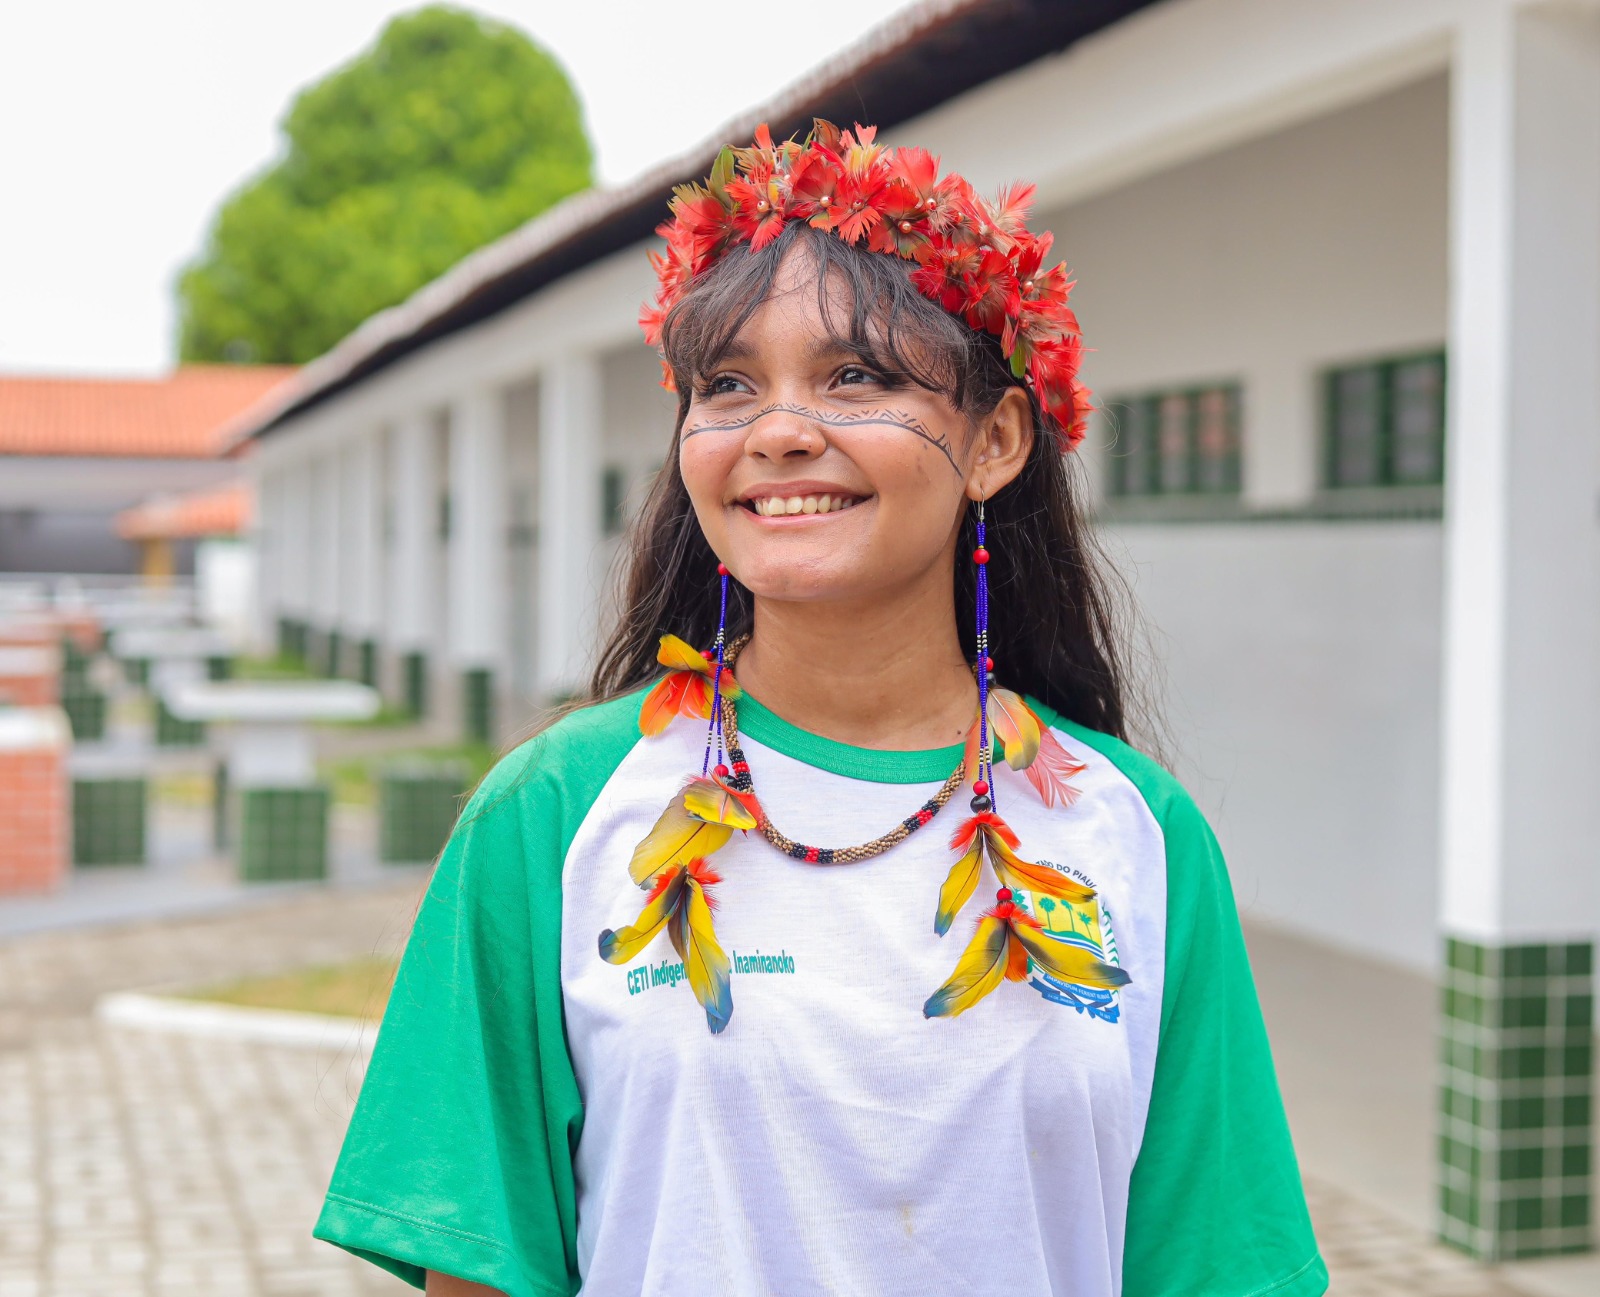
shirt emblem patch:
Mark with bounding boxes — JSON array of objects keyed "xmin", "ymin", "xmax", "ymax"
[{"xmin": 1014, "ymin": 863, "xmax": 1124, "ymax": 1024}]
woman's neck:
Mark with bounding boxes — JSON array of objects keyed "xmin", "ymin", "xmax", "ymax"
[{"xmin": 733, "ymin": 578, "xmax": 978, "ymax": 753}]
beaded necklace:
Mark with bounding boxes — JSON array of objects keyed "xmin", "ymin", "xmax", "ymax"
[
  {"xmin": 714, "ymin": 634, "xmax": 968, "ymax": 865},
  {"xmin": 598, "ymin": 555, "xmax": 1128, "ymax": 1034}
]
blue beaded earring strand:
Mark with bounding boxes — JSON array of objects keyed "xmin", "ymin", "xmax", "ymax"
[
  {"xmin": 703, "ymin": 561, "xmax": 732, "ymax": 780},
  {"xmin": 971, "ymin": 498, "xmax": 996, "ymax": 814}
]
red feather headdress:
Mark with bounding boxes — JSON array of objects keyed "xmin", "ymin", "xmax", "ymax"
[{"xmin": 640, "ymin": 120, "xmax": 1092, "ymax": 453}]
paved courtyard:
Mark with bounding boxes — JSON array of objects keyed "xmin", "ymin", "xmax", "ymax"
[{"xmin": 0, "ymin": 882, "xmax": 1573, "ymax": 1296}]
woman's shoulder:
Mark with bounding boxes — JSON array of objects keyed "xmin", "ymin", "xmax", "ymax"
[
  {"xmin": 1023, "ymin": 694, "xmax": 1207, "ymax": 843},
  {"xmin": 467, "ymin": 686, "xmax": 652, "ymax": 820}
]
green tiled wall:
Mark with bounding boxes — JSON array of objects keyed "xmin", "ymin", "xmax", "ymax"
[
  {"xmin": 206, "ymin": 655, "xmax": 233, "ymax": 681},
  {"xmin": 154, "ymin": 699, "xmax": 205, "ymax": 747},
  {"xmin": 357, "ymin": 638, "xmax": 378, "ymax": 689},
  {"xmin": 278, "ymin": 617, "xmax": 309, "ymax": 664},
  {"xmin": 61, "ymin": 687, "xmax": 107, "ymax": 741},
  {"xmin": 1440, "ymin": 937, "xmax": 1594, "ymax": 1260},
  {"xmin": 122, "ymin": 657, "xmax": 149, "ymax": 687},
  {"xmin": 403, "ymin": 651, "xmax": 428, "ymax": 718},
  {"xmin": 324, "ymin": 630, "xmax": 343, "ymax": 679},
  {"xmin": 463, "ymin": 667, "xmax": 493, "ymax": 747},
  {"xmin": 237, "ymin": 786, "xmax": 329, "ymax": 882},
  {"xmin": 212, "ymin": 760, "xmax": 229, "ymax": 851},
  {"xmin": 378, "ymin": 765, "xmax": 466, "ymax": 863},
  {"xmin": 72, "ymin": 778, "xmax": 146, "ymax": 866}
]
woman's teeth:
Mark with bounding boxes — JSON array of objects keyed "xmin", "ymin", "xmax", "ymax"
[{"xmin": 749, "ymin": 494, "xmax": 862, "ymax": 517}]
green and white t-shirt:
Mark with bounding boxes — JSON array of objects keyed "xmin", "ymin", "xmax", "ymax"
[{"xmin": 315, "ymin": 688, "xmax": 1327, "ymax": 1297}]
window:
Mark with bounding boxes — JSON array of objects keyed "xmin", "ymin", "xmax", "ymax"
[
  {"xmin": 1324, "ymin": 350, "xmax": 1445, "ymax": 488},
  {"xmin": 1105, "ymin": 383, "xmax": 1241, "ymax": 498}
]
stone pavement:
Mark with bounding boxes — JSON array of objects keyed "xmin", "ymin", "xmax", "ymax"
[{"xmin": 0, "ymin": 883, "xmax": 1564, "ymax": 1296}]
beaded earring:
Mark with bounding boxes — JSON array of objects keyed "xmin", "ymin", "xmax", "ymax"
[
  {"xmin": 598, "ymin": 561, "xmax": 759, "ymax": 1036},
  {"xmin": 970, "ymin": 499, "xmax": 995, "ymax": 817},
  {"xmin": 924, "ymin": 498, "xmax": 1129, "ymax": 1018}
]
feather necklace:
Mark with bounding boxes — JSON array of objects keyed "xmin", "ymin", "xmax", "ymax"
[{"xmin": 598, "ymin": 626, "xmax": 1128, "ymax": 1033}]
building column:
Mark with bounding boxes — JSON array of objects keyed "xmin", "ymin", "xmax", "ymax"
[
  {"xmin": 536, "ymin": 352, "xmax": 603, "ymax": 702},
  {"xmin": 309, "ymin": 452, "xmax": 343, "ymax": 676},
  {"xmin": 341, "ymin": 431, "xmax": 383, "ymax": 686},
  {"xmin": 448, "ymin": 388, "xmax": 508, "ymax": 744},
  {"xmin": 279, "ymin": 458, "xmax": 315, "ymax": 663},
  {"xmin": 252, "ymin": 466, "xmax": 281, "ymax": 655},
  {"xmin": 389, "ymin": 411, "xmax": 439, "ymax": 718},
  {"xmin": 1436, "ymin": 0, "xmax": 1599, "ymax": 1261}
]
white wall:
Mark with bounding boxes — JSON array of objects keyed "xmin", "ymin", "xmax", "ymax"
[
  {"xmin": 1058, "ymin": 77, "xmax": 1451, "ymax": 969},
  {"xmin": 1055, "ymin": 74, "xmax": 1449, "ymax": 507},
  {"xmin": 1110, "ymin": 522, "xmax": 1443, "ymax": 971}
]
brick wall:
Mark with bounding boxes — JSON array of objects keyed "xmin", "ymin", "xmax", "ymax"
[
  {"xmin": 0, "ymin": 708, "xmax": 69, "ymax": 893},
  {"xmin": 0, "ymin": 645, "xmax": 60, "ymax": 707}
]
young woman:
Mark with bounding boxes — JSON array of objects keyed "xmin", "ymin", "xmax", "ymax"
[{"xmin": 316, "ymin": 123, "xmax": 1326, "ymax": 1297}]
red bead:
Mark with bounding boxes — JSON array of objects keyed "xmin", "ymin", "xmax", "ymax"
[
  {"xmin": 714, "ymin": 763, "xmax": 729, "ymax": 779},
  {"xmin": 717, "ymin": 562, "xmax": 729, "ymax": 576},
  {"xmin": 973, "ymin": 779, "xmax": 989, "ymax": 796},
  {"xmin": 703, "ymin": 649, "xmax": 715, "ymax": 660},
  {"xmin": 996, "ymin": 888, "xmax": 1013, "ymax": 903},
  {"xmin": 985, "ymin": 656, "xmax": 994, "ymax": 671},
  {"xmin": 972, "ymin": 547, "xmax": 989, "ymax": 565}
]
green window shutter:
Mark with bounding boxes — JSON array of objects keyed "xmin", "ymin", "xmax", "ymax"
[
  {"xmin": 1155, "ymin": 391, "xmax": 1192, "ymax": 493},
  {"xmin": 1193, "ymin": 385, "xmax": 1241, "ymax": 493},
  {"xmin": 1390, "ymin": 352, "xmax": 1447, "ymax": 485},
  {"xmin": 1324, "ymin": 348, "xmax": 1446, "ymax": 489},
  {"xmin": 1327, "ymin": 362, "xmax": 1387, "ymax": 487},
  {"xmin": 1105, "ymin": 384, "xmax": 1241, "ymax": 499}
]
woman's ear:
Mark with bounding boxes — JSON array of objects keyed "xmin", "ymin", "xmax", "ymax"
[{"xmin": 966, "ymin": 387, "xmax": 1035, "ymax": 502}]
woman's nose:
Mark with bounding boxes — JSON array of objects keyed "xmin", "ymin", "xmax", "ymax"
[{"xmin": 744, "ymin": 403, "xmax": 826, "ymax": 461}]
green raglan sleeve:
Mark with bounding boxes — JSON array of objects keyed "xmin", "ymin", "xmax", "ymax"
[
  {"xmin": 313, "ymin": 693, "xmax": 643, "ymax": 1297},
  {"xmin": 1059, "ymin": 721, "xmax": 1327, "ymax": 1297}
]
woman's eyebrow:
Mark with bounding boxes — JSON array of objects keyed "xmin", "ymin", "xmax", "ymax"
[{"xmin": 804, "ymin": 336, "xmax": 876, "ymax": 364}]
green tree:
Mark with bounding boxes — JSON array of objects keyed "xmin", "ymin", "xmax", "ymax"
[{"xmin": 179, "ymin": 5, "xmax": 592, "ymax": 364}]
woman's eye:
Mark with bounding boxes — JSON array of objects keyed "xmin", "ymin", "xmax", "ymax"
[
  {"xmin": 837, "ymin": 365, "xmax": 882, "ymax": 387},
  {"xmin": 699, "ymin": 374, "xmax": 746, "ymax": 397}
]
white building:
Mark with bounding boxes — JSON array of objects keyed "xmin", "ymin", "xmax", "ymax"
[{"xmin": 232, "ymin": 0, "xmax": 1596, "ymax": 1262}]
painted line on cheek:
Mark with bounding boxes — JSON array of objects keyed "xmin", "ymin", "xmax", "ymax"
[{"xmin": 681, "ymin": 402, "xmax": 961, "ymax": 475}]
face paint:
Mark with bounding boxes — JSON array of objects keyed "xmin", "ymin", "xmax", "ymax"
[{"xmin": 683, "ymin": 401, "xmax": 959, "ymax": 475}]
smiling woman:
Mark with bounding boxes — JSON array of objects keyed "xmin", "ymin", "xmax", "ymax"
[{"xmin": 313, "ymin": 122, "xmax": 1328, "ymax": 1297}]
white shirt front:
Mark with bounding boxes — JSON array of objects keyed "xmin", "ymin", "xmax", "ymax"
[{"xmin": 561, "ymin": 704, "xmax": 1167, "ymax": 1296}]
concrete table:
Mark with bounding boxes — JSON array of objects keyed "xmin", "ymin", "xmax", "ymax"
[
  {"xmin": 112, "ymin": 627, "xmax": 237, "ymax": 739},
  {"xmin": 162, "ymin": 680, "xmax": 380, "ymax": 881}
]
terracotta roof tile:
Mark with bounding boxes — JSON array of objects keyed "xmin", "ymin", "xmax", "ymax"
[
  {"xmin": 0, "ymin": 365, "xmax": 296, "ymax": 458},
  {"xmin": 115, "ymin": 482, "xmax": 252, "ymax": 541}
]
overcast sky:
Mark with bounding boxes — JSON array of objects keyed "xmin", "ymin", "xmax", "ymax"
[{"xmin": 0, "ymin": 0, "xmax": 915, "ymax": 377}]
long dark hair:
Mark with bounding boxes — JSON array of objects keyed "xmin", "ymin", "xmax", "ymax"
[{"xmin": 586, "ymin": 222, "xmax": 1141, "ymax": 740}]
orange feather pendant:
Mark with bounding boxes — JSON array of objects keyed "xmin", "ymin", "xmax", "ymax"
[
  {"xmin": 637, "ymin": 634, "xmax": 741, "ymax": 737},
  {"xmin": 925, "ymin": 892, "xmax": 1128, "ymax": 1019},
  {"xmin": 627, "ymin": 788, "xmax": 734, "ymax": 886},
  {"xmin": 599, "ymin": 857, "xmax": 733, "ymax": 1033}
]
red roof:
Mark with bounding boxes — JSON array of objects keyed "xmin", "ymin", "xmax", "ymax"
[
  {"xmin": 0, "ymin": 365, "xmax": 295, "ymax": 458},
  {"xmin": 115, "ymin": 482, "xmax": 253, "ymax": 541}
]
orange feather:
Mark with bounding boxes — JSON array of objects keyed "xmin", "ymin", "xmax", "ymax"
[
  {"xmin": 988, "ymin": 688, "xmax": 1042, "ymax": 770},
  {"xmin": 639, "ymin": 671, "xmax": 696, "ymax": 737},
  {"xmin": 989, "ymin": 836, "xmax": 1096, "ymax": 905},
  {"xmin": 682, "ymin": 775, "xmax": 760, "ymax": 830},
  {"xmin": 1023, "ymin": 720, "xmax": 1087, "ymax": 808}
]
